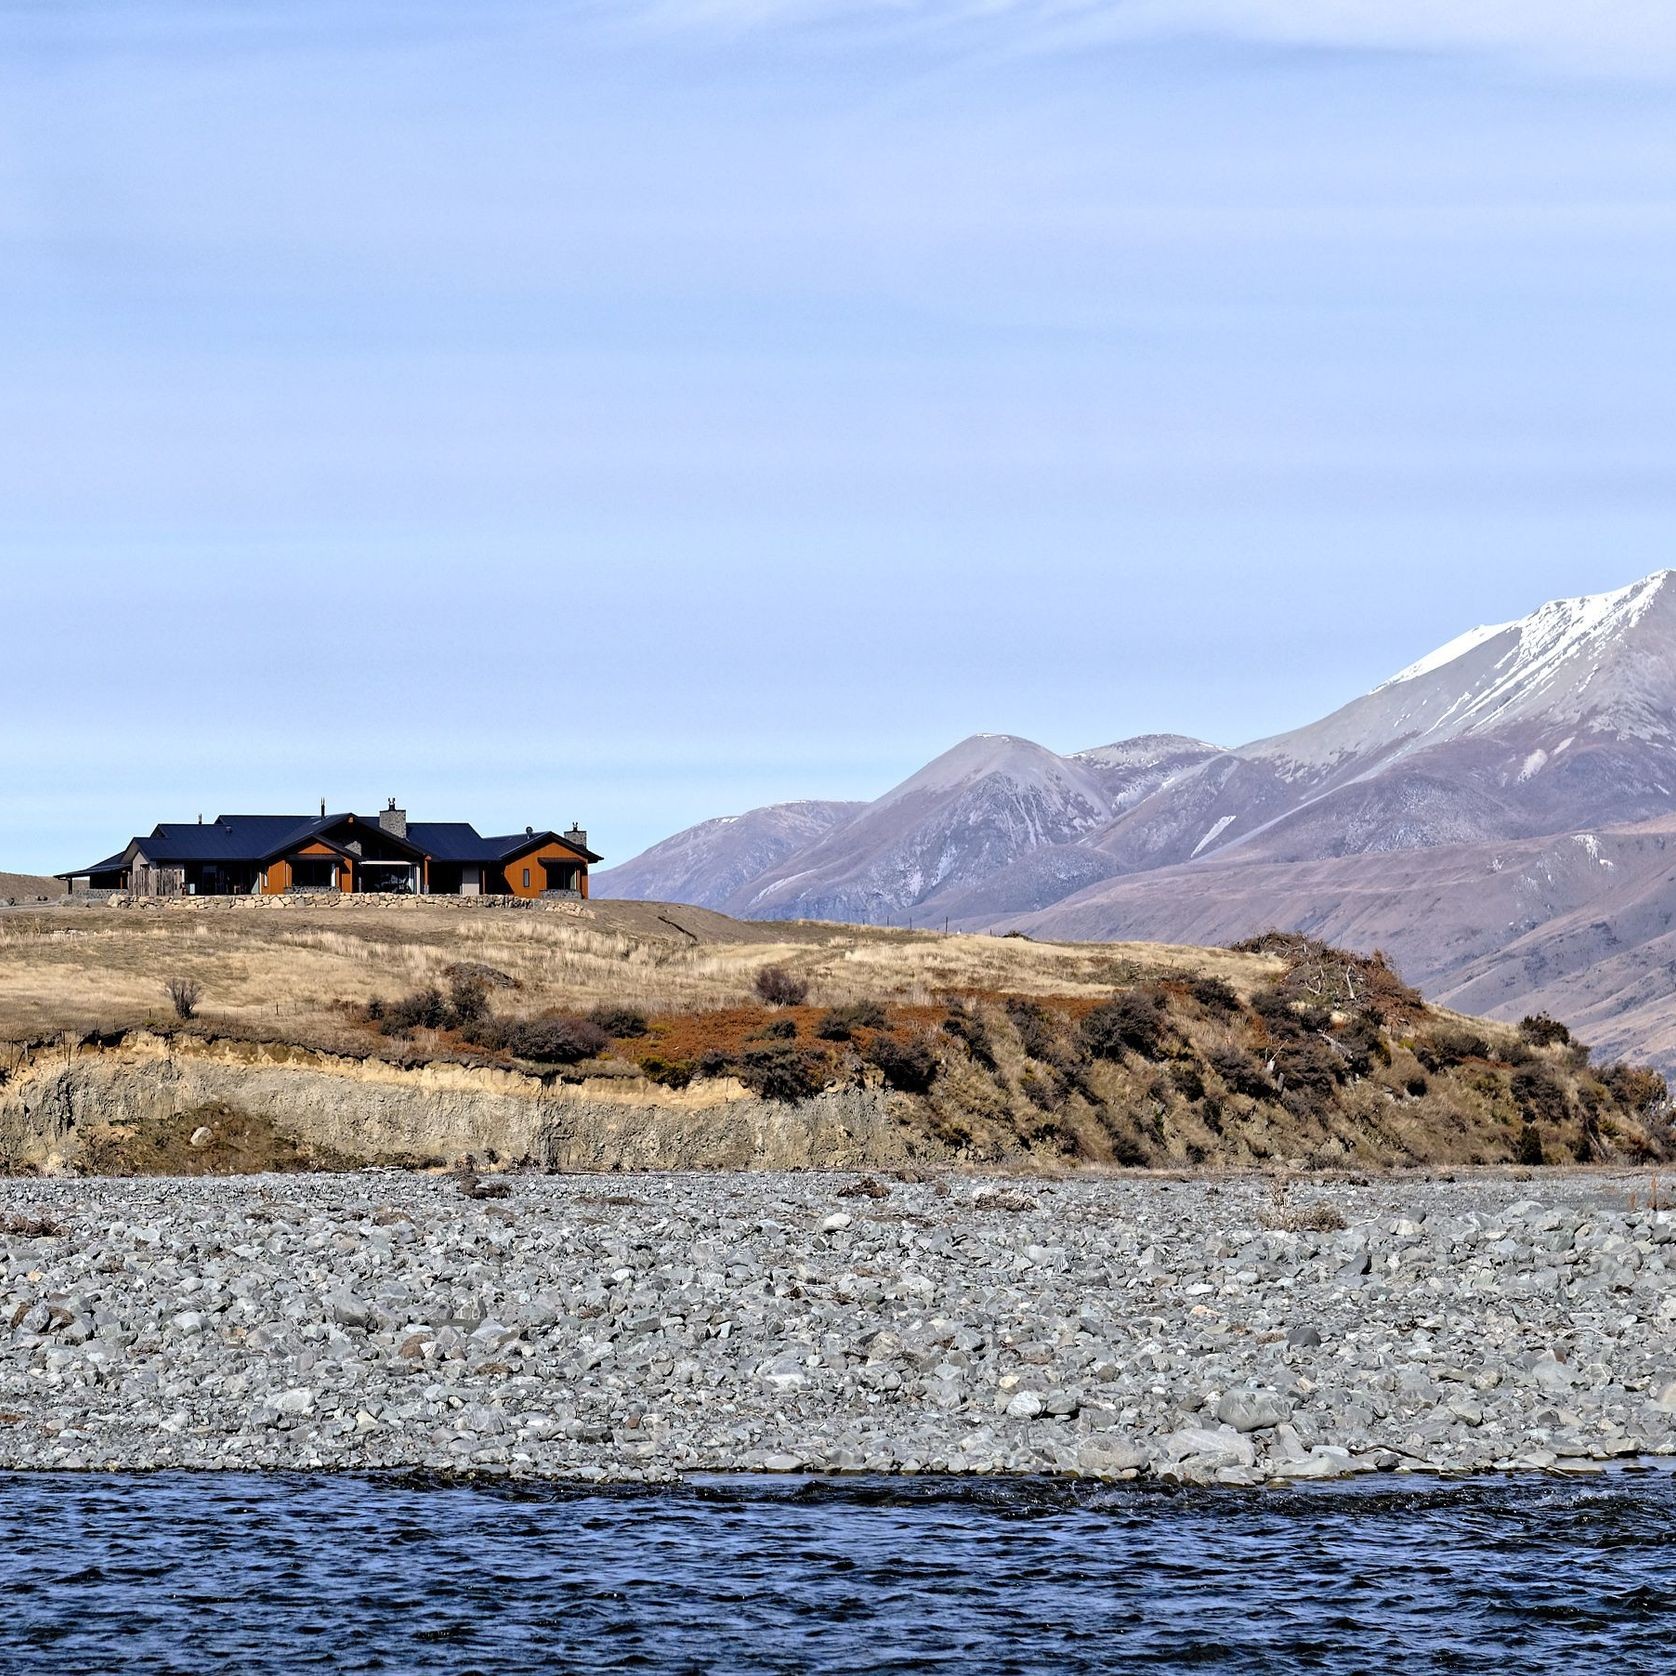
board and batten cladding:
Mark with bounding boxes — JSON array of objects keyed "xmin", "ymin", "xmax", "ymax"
[
  {"xmin": 259, "ymin": 841, "xmax": 353, "ymax": 896},
  {"xmin": 499, "ymin": 839, "xmax": 589, "ymax": 899}
]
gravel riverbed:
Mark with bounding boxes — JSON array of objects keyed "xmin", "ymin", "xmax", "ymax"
[{"xmin": 3, "ymin": 1169, "xmax": 1675, "ymax": 1484}]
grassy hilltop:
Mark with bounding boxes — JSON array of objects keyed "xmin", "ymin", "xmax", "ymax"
[{"xmin": 0, "ymin": 897, "xmax": 1669, "ymax": 1172}]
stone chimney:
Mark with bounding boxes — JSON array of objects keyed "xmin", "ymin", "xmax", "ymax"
[
  {"xmin": 564, "ymin": 823, "xmax": 588, "ymax": 852},
  {"xmin": 379, "ymin": 798, "xmax": 407, "ymax": 839}
]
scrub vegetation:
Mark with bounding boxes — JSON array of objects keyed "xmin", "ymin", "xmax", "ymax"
[{"xmin": 0, "ymin": 898, "xmax": 1668, "ymax": 1170}]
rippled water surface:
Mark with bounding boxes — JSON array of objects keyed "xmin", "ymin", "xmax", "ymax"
[{"xmin": 4, "ymin": 1470, "xmax": 1675, "ymax": 1673}]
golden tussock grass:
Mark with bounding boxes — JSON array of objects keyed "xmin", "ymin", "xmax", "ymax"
[{"xmin": 0, "ymin": 897, "xmax": 1281, "ymax": 1056}]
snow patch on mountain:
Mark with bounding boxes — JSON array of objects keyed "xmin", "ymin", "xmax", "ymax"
[{"xmin": 1375, "ymin": 621, "xmax": 1513, "ymax": 691}]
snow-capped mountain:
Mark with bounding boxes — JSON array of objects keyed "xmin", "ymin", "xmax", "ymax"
[
  {"xmin": 594, "ymin": 570, "xmax": 1676, "ymax": 1063},
  {"xmin": 1088, "ymin": 570, "xmax": 1676, "ymax": 871}
]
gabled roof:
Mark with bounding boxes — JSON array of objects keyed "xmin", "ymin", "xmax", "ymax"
[
  {"xmin": 135, "ymin": 815, "xmax": 332, "ymax": 863},
  {"xmin": 484, "ymin": 830, "xmax": 604, "ymax": 864}
]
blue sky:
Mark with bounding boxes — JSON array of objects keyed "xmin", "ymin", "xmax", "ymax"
[{"xmin": 5, "ymin": 1, "xmax": 1676, "ymax": 872}]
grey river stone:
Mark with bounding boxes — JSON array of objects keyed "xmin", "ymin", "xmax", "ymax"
[{"xmin": 2, "ymin": 1169, "xmax": 1674, "ymax": 1485}]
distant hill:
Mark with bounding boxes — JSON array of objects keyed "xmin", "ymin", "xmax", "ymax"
[
  {"xmin": 0, "ymin": 871, "xmax": 61, "ymax": 902},
  {"xmin": 596, "ymin": 571, "xmax": 1676, "ymax": 1069}
]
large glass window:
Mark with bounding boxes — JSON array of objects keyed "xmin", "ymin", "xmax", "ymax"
[{"xmin": 290, "ymin": 857, "xmax": 336, "ymax": 890}]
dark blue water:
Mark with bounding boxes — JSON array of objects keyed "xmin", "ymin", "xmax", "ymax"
[{"xmin": 3, "ymin": 1470, "xmax": 1674, "ymax": 1674}]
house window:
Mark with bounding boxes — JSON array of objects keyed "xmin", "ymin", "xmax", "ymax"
[{"xmin": 522, "ymin": 867, "xmax": 532, "ymax": 889}]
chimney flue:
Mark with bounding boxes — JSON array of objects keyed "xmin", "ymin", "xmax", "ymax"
[
  {"xmin": 564, "ymin": 822, "xmax": 588, "ymax": 852},
  {"xmin": 380, "ymin": 798, "xmax": 407, "ymax": 840}
]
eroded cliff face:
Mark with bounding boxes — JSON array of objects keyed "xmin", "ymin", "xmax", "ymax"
[{"xmin": 0, "ymin": 1033, "xmax": 913, "ymax": 1175}]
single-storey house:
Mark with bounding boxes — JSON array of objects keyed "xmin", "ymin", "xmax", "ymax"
[{"xmin": 59, "ymin": 802, "xmax": 600, "ymax": 899}]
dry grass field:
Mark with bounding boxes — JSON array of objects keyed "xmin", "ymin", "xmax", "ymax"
[
  {"xmin": 0, "ymin": 896, "xmax": 1278, "ymax": 1051},
  {"xmin": 0, "ymin": 872, "xmax": 58, "ymax": 904}
]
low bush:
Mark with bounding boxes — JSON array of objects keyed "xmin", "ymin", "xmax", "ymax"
[
  {"xmin": 468, "ymin": 1014, "xmax": 609, "ymax": 1064},
  {"xmin": 754, "ymin": 966, "xmax": 809, "ymax": 1007},
  {"xmin": 1511, "ymin": 1062, "xmax": 1571, "ymax": 1127},
  {"xmin": 737, "ymin": 1044, "xmax": 828, "ymax": 1102},
  {"xmin": 590, "ymin": 1004, "xmax": 649, "ymax": 1038},
  {"xmin": 380, "ymin": 985, "xmax": 450, "ymax": 1034},
  {"xmin": 1516, "ymin": 1122, "xmax": 1547, "ymax": 1166},
  {"xmin": 750, "ymin": 1017, "xmax": 797, "ymax": 1042},
  {"xmin": 447, "ymin": 971, "xmax": 490, "ymax": 1028},
  {"xmin": 1272, "ymin": 1036, "xmax": 1343, "ymax": 1112},
  {"xmin": 1005, "ymin": 998, "xmax": 1063, "ymax": 1063},
  {"xmin": 816, "ymin": 999, "xmax": 888, "ymax": 1041},
  {"xmin": 865, "ymin": 1032, "xmax": 939, "ymax": 1094},
  {"xmin": 1208, "ymin": 1043, "xmax": 1276, "ymax": 1100},
  {"xmin": 1334, "ymin": 1016, "xmax": 1390, "ymax": 1076},
  {"xmin": 639, "ymin": 1056, "xmax": 693, "ymax": 1089},
  {"xmin": 1600, "ymin": 1061, "xmax": 1669, "ymax": 1117},
  {"xmin": 1019, "ymin": 1068, "xmax": 1064, "ymax": 1111},
  {"xmin": 940, "ymin": 1005, "xmax": 996, "ymax": 1070},
  {"xmin": 1184, "ymin": 975, "xmax": 1242, "ymax": 1016},
  {"xmin": 1168, "ymin": 1061, "xmax": 1205, "ymax": 1101},
  {"xmin": 1518, "ymin": 1013, "xmax": 1572, "ymax": 1048},
  {"xmin": 1414, "ymin": 1025, "xmax": 1492, "ymax": 1073},
  {"xmin": 1079, "ymin": 987, "xmax": 1169, "ymax": 1061}
]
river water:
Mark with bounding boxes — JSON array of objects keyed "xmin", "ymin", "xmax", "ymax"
[{"xmin": 4, "ymin": 1470, "xmax": 1673, "ymax": 1673}]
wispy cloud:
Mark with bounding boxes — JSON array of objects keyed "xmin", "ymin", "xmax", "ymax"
[{"xmin": 628, "ymin": 0, "xmax": 1676, "ymax": 75}]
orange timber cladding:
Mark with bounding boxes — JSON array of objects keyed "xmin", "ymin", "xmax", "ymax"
[{"xmin": 260, "ymin": 840, "xmax": 590, "ymax": 897}]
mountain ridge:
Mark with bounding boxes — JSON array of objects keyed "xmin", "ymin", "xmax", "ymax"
[{"xmin": 593, "ymin": 571, "xmax": 1676, "ymax": 1065}]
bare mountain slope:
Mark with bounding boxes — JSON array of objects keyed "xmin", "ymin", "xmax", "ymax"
[
  {"xmin": 591, "ymin": 799, "xmax": 863, "ymax": 911},
  {"xmin": 734, "ymin": 735, "xmax": 1118, "ymax": 924}
]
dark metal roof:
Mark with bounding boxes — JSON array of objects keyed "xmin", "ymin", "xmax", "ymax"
[
  {"xmin": 405, "ymin": 822, "xmax": 505, "ymax": 863},
  {"xmin": 135, "ymin": 816, "xmax": 332, "ymax": 862},
  {"xmin": 56, "ymin": 849, "xmax": 132, "ymax": 880}
]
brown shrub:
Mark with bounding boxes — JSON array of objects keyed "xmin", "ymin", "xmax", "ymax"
[
  {"xmin": 590, "ymin": 1004, "xmax": 649, "ymax": 1038},
  {"xmin": 1518, "ymin": 1013, "xmax": 1572, "ymax": 1048},
  {"xmin": 1005, "ymin": 992, "xmax": 1059, "ymax": 1059},
  {"xmin": 1511, "ymin": 1062, "xmax": 1571, "ymax": 1127},
  {"xmin": 380, "ymin": 985, "xmax": 450, "ymax": 1034},
  {"xmin": 817, "ymin": 1000, "xmax": 888, "ymax": 1041},
  {"xmin": 469, "ymin": 1014, "xmax": 609, "ymax": 1064},
  {"xmin": 1414, "ymin": 1025, "xmax": 1492, "ymax": 1073},
  {"xmin": 1184, "ymin": 974, "xmax": 1242, "ymax": 1016},
  {"xmin": 941, "ymin": 1005, "xmax": 996, "ymax": 1070},
  {"xmin": 1600, "ymin": 1062, "xmax": 1669, "ymax": 1117},
  {"xmin": 1079, "ymin": 987, "xmax": 1169, "ymax": 1061},
  {"xmin": 865, "ymin": 1032, "xmax": 939, "ymax": 1094},
  {"xmin": 1209, "ymin": 1042, "xmax": 1276, "ymax": 1100},
  {"xmin": 737, "ymin": 1044, "xmax": 828, "ymax": 1101},
  {"xmin": 754, "ymin": 966, "xmax": 809, "ymax": 1007}
]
